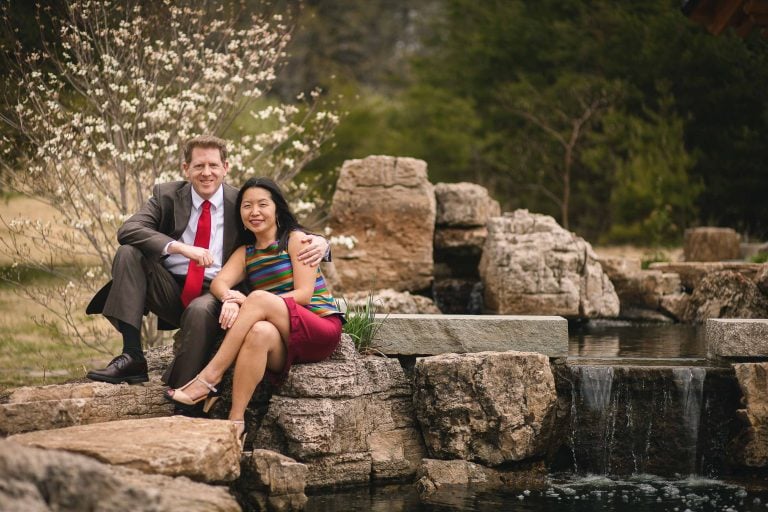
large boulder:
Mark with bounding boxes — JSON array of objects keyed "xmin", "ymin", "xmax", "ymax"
[
  {"xmin": 238, "ymin": 449, "xmax": 309, "ymax": 512},
  {"xmin": 253, "ymin": 336, "xmax": 425, "ymax": 489},
  {"xmin": 434, "ymin": 182, "xmax": 501, "ymax": 228},
  {"xmin": 682, "ymin": 270, "xmax": 768, "ymax": 323},
  {"xmin": 479, "ymin": 210, "xmax": 619, "ymax": 318},
  {"xmin": 413, "ymin": 351, "xmax": 557, "ymax": 466},
  {"xmin": 433, "ymin": 183, "xmax": 499, "ymax": 310},
  {"xmin": 731, "ymin": 363, "xmax": 768, "ymax": 468},
  {"xmin": 7, "ymin": 417, "xmax": 242, "ymax": 483},
  {"xmin": 684, "ymin": 227, "xmax": 741, "ymax": 262},
  {"xmin": 0, "ymin": 440, "xmax": 240, "ymax": 511},
  {"xmin": 327, "ymin": 156, "xmax": 435, "ymax": 292}
]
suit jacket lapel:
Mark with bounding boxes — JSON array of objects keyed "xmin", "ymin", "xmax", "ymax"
[{"xmin": 173, "ymin": 183, "xmax": 193, "ymax": 240}]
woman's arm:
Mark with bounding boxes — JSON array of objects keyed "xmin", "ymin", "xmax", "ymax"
[
  {"xmin": 210, "ymin": 245, "xmax": 247, "ymax": 301},
  {"xmin": 281, "ymin": 231, "xmax": 318, "ymax": 305},
  {"xmin": 212, "ymin": 245, "xmax": 248, "ymax": 329}
]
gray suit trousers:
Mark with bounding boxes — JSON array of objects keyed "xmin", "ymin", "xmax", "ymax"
[{"xmin": 102, "ymin": 245, "xmax": 222, "ymax": 388}]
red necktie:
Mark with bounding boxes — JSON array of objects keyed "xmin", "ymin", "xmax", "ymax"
[{"xmin": 180, "ymin": 200, "xmax": 211, "ymax": 308}]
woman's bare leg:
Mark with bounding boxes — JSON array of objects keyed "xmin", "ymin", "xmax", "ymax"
[
  {"xmin": 229, "ymin": 320, "xmax": 286, "ymax": 421},
  {"xmin": 167, "ymin": 291, "xmax": 290, "ymax": 400}
]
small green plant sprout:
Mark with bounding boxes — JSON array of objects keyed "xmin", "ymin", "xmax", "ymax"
[
  {"xmin": 641, "ymin": 249, "xmax": 670, "ymax": 270},
  {"xmin": 338, "ymin": 290, "xmax": 388, "ymax": 353}
]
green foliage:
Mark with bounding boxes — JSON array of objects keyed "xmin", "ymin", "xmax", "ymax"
[
  {"xmin": 598, "ymin": 95, "xmax": 701, "ymax": 246},
  {"xmin": 749, "ymin": 253, "xmax": 768, "ymax": 264},
  {"xmin": 339, "ymin": 292, "xmax": 387, "ymax": 353}
]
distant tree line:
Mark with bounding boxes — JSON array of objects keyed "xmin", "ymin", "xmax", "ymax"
[{"xmin": 283, "ymin": 0, "xmax": 768, "ymax": 243}]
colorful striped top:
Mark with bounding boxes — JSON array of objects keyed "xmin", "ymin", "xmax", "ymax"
[{"xmin": 244, "ymin": 240, "xmax": 341, "ymax": 318}]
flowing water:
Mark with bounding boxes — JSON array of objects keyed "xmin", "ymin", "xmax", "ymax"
[{"xmin": 303, "ymin": 323, "xmax": 762, "ymax": 511}]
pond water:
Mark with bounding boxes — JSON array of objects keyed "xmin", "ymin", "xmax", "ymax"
[
  {"xmin": 306, "ymin": 475, "xmax": 768, "ymax": 511},
  {"xmin": 305, "ymin": 322, "xmax": 760, "ymax": 512},
  {"xmin": 568, "ymin": 320, "xmax": 706, "ymax": 359}
]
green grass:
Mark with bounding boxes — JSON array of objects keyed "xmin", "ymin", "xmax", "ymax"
[
  {"xmin": 749, "ymin": 253, "xmax": 768, "ymax": 264},
  {"xmin": 0, "ymin": 269, "xmax": 120, "ymax": 391},
  {"xmin": 339, "ymin": 291, "xmax": 387, "ymax": 353}
]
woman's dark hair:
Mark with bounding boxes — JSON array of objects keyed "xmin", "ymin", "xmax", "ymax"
[{"xmin": 236, "ymin": 177, "xmax": 309, "ymax": 252}]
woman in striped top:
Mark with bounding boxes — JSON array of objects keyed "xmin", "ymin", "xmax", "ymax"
[{"xmin": 165, "ymin": 177, "xmax": 343, "ymax": 442}]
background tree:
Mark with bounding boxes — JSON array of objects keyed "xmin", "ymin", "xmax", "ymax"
[{"xmin": 0, "ymin": 0, "xmax": 338, "ymax": 350}]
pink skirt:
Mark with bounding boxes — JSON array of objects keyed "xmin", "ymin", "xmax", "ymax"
[{"xmin": 268, "ymin": 297, "xmax": 342, "ymax": 383}]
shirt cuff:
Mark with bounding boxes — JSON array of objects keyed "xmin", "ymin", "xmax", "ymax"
[{"xmin": 162, "ymin": 241, "xmax": 175, "ymax": 256}]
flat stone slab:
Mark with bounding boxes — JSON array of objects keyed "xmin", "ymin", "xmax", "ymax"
[
  {"xmin": 0, "ymin": 377, "xmax": 173, "ymax": 436},
  {"xmin": 707, "ymin": 319, "xmax": 768, "ymax": 358},
  {"xmin": 371, "ymin": 314, "xmax": 567, "ymax": 357},
  {"xmin": 8, "ymin": 416, "xmax": 242, "ymax": 483}
]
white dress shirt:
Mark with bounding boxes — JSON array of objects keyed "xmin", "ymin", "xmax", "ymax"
[{"xmin": 163, "ymin": 185, "xmax": 225, "ymax": 281}]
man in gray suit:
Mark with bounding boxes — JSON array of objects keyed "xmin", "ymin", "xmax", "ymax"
[{"xmin": 86, "ymin": 135, "xmax": 328, "ymax": 390}]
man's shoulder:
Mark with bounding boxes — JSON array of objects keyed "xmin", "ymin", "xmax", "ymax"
[{"xmin": 154, "ymin": 180, "xmax": 189, "ymax": 197}]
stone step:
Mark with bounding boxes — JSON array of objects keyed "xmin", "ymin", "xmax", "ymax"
[
  {"xmin": 8, "ymin": 416, "xmax": 241, "ymax": 483},
  {"xmin": 371, "ymin": 314, "xmax": 567, "ymax": 357},
  {"xmin": 0, "ymin": 376, "xmax": 173, "ymax": 436},
  {"xmin": 706, "ymin": 318, "xmax": 768, "ymax": 358}
]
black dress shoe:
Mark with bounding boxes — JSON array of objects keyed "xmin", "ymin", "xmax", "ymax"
[{"xmin": 86, "ymin": 353, "xmax": 149, "ymax": 384}]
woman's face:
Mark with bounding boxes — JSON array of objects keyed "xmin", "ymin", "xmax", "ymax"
[{"xmin": 240, "ymin": 186, "xmax": 277, "ymax": 239}]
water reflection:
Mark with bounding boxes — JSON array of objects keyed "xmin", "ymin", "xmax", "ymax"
[
  {"xmin": 305, "ymin": 476, "xmax": 768, "ymax": 512},
  {"xmin": 569, "ymin": 321, "xmax": 705, "ymax": 358}
]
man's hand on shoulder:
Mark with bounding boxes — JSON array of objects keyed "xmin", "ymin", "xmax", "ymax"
[{"xmin": 297, "ymin": 234, "xmax": 329, "ymax": 267}]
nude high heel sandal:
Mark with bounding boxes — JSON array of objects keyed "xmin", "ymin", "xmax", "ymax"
[{"xmin": 164, "ymin": 375, "xmax": 219, "ymax": 413}]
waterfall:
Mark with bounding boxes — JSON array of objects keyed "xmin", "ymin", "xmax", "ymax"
[
  {"xmin": 567, "ymin": 365, "xmax": 709, "ymax": 477},
  {"xmin": 672, "ymin": 367, "xmax": 706, "ymax": 475}
]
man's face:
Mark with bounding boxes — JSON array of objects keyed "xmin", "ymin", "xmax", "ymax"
[{"xmin": 183, "ymin": 146, "xmax": 229, "ymax": 200}]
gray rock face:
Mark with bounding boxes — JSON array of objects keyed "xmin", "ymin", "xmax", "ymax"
[
  {"xmin": 415, "ymin": 458, "xmax": 547, "ymax": 497},
  {"xmin": 342, "ymin": 288, "xmax": 440, "ymax": 314},
  {"xmin": 682, "ymin": 271, "xmax": 768, "ymax": 324},
  {"xmin": 684, "ymin": 227, "xmax": 741, "ymax": 262},
  {"xmin": 8, "ymin": 417, "xmax": 242, "ymax": 483},
  {"xmin": 253, "ymin": 343, "xmax": 425, "ymax": 489},
  {"xmin": 434, "ymin": 182, "xmax": 501, "ymax": 227},
  {"xmin": 649, "ymin": 262, "xmax": 764, "ymax": 290},
  {"xmin": 731, "ymin": 363, "xmax": 768, "ymax": 468},
  {"xmin": 706, "ymin": 319, "xmax": 768, "ymax": 358},
  {"xmin": 327, "ymin": 155, "xmax": 435, "ymax": 292},
  {"xmin": 600, "ymin": 256, "xmax": 685, "ymax": 321},
  {"xmin": 479, "ymin": 210, "xmax": 619, "ymax": 318},
  {"xmin": 239, "ymin": 449, "xmax": 308, "ymax": 512},
  {"xmin": 0, "ymin": 440, "xmax": 240, "ymax": 512},
  {"xmin": 413, "ymin": 351, "xmax": 557, "ymax": 466},
  {"xmin": 0, "ymin": 377, "xmax": 173, "ymax": 436}
]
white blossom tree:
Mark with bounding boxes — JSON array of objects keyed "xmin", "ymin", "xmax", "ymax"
[{"xmin": 0, "ymin": 0, "xmax": 339, "ymax": 350}]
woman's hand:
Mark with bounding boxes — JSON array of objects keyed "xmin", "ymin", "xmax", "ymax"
[
  {"xmin": 219, "ymin": 300, "xmax": 240, "ymax": 329},
  {"xmin": 221, "ymin": 289, "xmax": 247, "ymax": 305}
]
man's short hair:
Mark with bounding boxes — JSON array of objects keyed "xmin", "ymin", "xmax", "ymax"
[{"xmin": 183, "ymin": 135, "xmax": 228, "ymax": 164}]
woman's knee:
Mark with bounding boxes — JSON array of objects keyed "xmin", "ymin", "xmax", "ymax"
[{"xmin": 243, "ymin": 321, "xmax": 280, "ymax": 351}]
